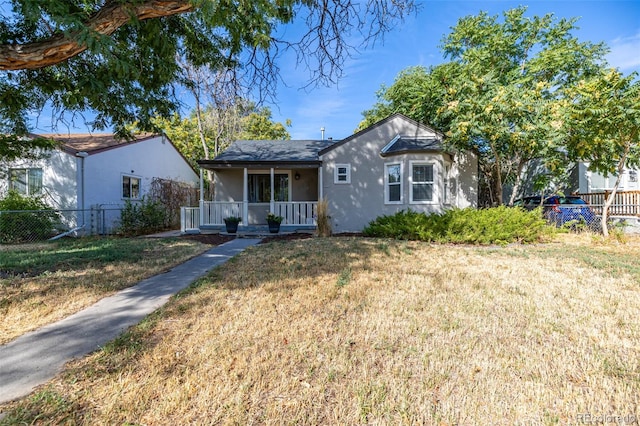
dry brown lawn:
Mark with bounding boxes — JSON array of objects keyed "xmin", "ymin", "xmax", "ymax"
[
  {"xmin": 0, "ymin": 237, "xmax": 211, "ymax": 345},
  {"xmin": 1, "ymin": 235, "xmax": 640, "ymax": 425}
]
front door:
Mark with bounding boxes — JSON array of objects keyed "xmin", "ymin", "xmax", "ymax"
[{"xmin": 247, "ymin": 173, "xmax": 289, "ymax": 224}]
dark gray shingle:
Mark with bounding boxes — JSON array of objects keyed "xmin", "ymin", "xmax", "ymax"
[{"xmin": 214, "ymin": 139, "xmax": 338, "ymax": 162}]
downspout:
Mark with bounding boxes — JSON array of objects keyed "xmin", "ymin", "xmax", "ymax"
[
  {"xmin": 319, "ymin": 164, "xmax": 324, "ymax": 200},
  {"xmin": 75, "ymin": 151, "xmax": 89, "ymax": 233}
]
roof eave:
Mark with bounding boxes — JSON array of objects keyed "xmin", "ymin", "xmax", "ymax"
[
  {"xmin": 380, "ymin": 148, "xmax": 451, "ymax": 157},
  {"xmin": 198, "ymin": 160, "xmax": 323, "ymax": 169}
]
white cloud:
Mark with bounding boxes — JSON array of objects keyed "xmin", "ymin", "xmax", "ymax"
[{"xmin": 606, "ymin": 32, "xmax": 640, "ymax": 72}]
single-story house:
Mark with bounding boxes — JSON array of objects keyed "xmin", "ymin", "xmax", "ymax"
[
  {"xmin": 1, "ymin": 133, "xmax": 199, "ymax": 234},
  {"xmin": 574, "ymin": 163, "xmax": 640, "ymax": 217},
  {"xmin": 576, "ymin": 163, "xmax": 640, "ymax": 193},
  {"xmin": 184, "ymin": 113, "xmax": 478, "ymax": 233}
]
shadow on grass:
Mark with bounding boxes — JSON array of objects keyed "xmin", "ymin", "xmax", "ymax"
[{"xmin": 0, "ymin": 237, "xmax": 201, "ymax": 277}]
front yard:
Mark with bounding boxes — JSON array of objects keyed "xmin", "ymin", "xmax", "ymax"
[
  {"xmin": 1, "ymin": 235, "xmax": 640, "ymax": 424},
  {"xmin": 0, "ymin": 237, "xmax": 216, "ymax": 345}
]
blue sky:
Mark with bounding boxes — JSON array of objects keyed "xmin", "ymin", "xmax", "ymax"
[
  {"xmin": 264, "ymin": 0, "xmax": 640, "ymax": 140},
  {"xmin": 17, "ymin": 1, "xmax": 640, "ymax": 139}
]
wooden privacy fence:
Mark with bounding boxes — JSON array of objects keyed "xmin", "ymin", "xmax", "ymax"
[{"xmin": 577, "ymin": 191, "xmax": 640, "ymax": 216}]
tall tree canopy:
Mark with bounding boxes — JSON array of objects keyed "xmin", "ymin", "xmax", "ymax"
[
  {"xmin": 558, "ymin": 69, "xmax": 640, "ymax": 236},
  {"xmin": 360, "ymin": 7, "xmax": 608, "ymax": 205},
  {"xmin": 154, "ymin": 102, "xmax": 290, "ymax": 171},
  {"xmin": 0, "ymin": 0, "xmax": 415, "ymax": 156}
]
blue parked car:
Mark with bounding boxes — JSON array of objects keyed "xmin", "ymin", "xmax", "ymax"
[{"xmin": 543, "ymin": 195, "xmax": 597, "ymax": 227}]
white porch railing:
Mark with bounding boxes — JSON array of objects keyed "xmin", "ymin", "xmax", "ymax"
[
  {"xmin": 202, "ymin": 201, "xmax": 243, "ymax": 225},
  {"xmin": 180, "ymin": 207, "xmax": 200, "ymax": 233},
  {"xmin": 578, "ymin": 191, "xmax": 640, "ymax": 216},
  {"xmin": 181, "ymin": 201, "xmax": 318, "ymax": 231},
  {"xmin": 275, "ymin": 202, "xmax": 317, "ymax": 225}
]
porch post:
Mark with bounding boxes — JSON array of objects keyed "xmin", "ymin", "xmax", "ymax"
[
  {"xmin": 243, "ymin": 168, "xmax": 248, "ymax": 224},
  {"xmin": 199, "ymin": 168, "xmax": 204, "ymax": 227},
  {"xmin": 270, "ymin": 167, "xmax": 275, "ymax": 213}
]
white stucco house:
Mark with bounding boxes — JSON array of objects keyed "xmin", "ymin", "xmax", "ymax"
[
  {"xmin": 1, "ymin": 133, "xmax": 198, "ymax": 234},
  {"xmin": 183, "ymin": 113, "xmax": 478, "ymax": 233}
]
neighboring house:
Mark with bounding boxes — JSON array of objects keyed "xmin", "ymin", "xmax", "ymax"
[
  {"xmin": 1, "ymin": 133, "xmax": 198, "ymax": 234},
  {"xmin": 187, "ymin": 113, "xmax": 478, "ymax": 233},
  {"xmin": 576, "ymin": 163, "xmax": 640, "ymax": 193},
  {"xmin": 574, "ymin": 162, "xmax": 640, "ymax": 218}
]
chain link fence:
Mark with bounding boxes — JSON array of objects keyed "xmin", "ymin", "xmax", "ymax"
[{"xmin": 0, "ymin": 205, "xmax": 125, "ymax": 244}]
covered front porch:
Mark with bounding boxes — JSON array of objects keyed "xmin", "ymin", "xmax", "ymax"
[{"xmin": 180, "ymin": 165, "xmax": 323, "ymax": 233}]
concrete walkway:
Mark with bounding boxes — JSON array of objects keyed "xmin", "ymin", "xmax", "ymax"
[{"xmin": 0, "ymin": 237, "xmax": 261, "ymax": 405}]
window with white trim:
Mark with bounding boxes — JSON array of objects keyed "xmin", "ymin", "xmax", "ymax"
[
  {"xmin": 122, "ymin": 175, "xmax": 141, "ymax": 199},
  {"xmin": 385, "ymin": 163, "xmax": 402, "ymax": 204},
  {"xmin": 410, "ymin": 162, "xmax": 434, "ymax": 203},
  {"xmin": 334, "ymin": 163, "xmax": 351, "ymax": 184},
  {"xmin": 9, "ymin": 168, "xmax": 43, "ymax": 196}
]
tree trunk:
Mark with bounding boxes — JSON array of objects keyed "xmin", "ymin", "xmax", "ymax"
[
  {"xmin": 193, "ymin": 92, "xmax": 213, "ymax": 185},
  {"xmin": 508, "ymin": 159, "xmax": 527, "ymax": 206},
  {"xmin": 601, "ymin": 144, "xmax": 630, "ymax": 237},
  {"xmin": 488, "ymin": 140, "xmax": 504, "ymax": 206},
  {"xmin": 494, "ymin": 157, "xmax": 503, "ymax": 206},
  {"xmin": 0, "ymin": 0, "xmax": 193, "ymax": 70}
]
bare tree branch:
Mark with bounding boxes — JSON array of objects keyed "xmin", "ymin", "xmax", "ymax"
[{"xmin": 273, "ymin": 0, "xmax": 416, "ymax": 88}]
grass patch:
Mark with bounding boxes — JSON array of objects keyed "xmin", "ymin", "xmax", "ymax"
[
  {"xmin": 0, "ymin": 237, "xmax": 210, "ymax": 344},
  {"xmin": 498, "ymin": 233, "xmax": 640, "ymax": 282},
  {"xmin": 336, "ymin": 267, "xmax": 351, "ymax": 287},
  {"xmin": 2, "ymin": 236, "xmax": 640, "ymax": 424}
]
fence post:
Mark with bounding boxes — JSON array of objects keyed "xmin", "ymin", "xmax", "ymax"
[{"xmin": 90, "ymin": 205, "xmax": 95, "ymax": 235}]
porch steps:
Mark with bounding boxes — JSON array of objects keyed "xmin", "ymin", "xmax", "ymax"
[{"xmin": 197, "ymin": 225, "xmax": 315, "ymax": 238}]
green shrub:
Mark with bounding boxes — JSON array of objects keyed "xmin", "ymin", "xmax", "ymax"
[
  {"xmin": 363, "ymin": 207, "xmax": 554, "ymax": 245},
  {"xmin": 0, "ymin": 190, "xmax": 61, "ymax": 243},
  {"xmin": 119, "ymin": 198, "xmax": 169, "ymax": 236}
]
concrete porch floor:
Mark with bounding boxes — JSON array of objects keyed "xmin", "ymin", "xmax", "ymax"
[{"xmin": 194, "ymin": 224, "xmax": 316, "ymax": 238}]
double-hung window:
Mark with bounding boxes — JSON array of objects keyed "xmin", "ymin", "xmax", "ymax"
[
  {"xmin": 410, "ymin": 162, "xmax": 434, "ymax": 203},
  {"xmin": 122, "ymin": 175, "xmax": 141, "ymax": 199},
  {"xmin": 384, "ymin": 163, "xmax": 402, "ymax": 204},
  {"xmin": 334, "ymin": 164, "xmax": 351, "ymax": 184},
  {"xmin": 9, "ymin": 168, "xmax": 43, "ymax": 196}
]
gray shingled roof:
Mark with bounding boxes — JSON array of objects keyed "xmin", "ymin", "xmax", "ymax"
[
  {"xmin": 211, "ymin": 139, "xmax": 338, "ymax": 163},
  {"xmin": 380, "ymin": 136, "xmax": 446, "ymax": 156}
]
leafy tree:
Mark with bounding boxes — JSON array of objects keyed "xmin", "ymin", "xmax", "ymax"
[
  {"xmin": 0, "ymin": 135, "xmax": 59, "ymax": 163},
  {"xmin": 359, "ymin": 65, "xmax": 452, "ymax": 131},
  {"xmin": 238, "ymin": 107, "xmax": 291, "ymax": 140},
  {"xmin": 153, "ymin": 101, "xmax": 290, "ymax": 171},
  {"xmin": 0, "ymin": 0, "xmax": 415, "ymax": 151},
  {"xmin": 559, "ymin": 69, "xmax": 640, "ymax": 237},
  {"xmin": 360, "ymin": 7, "xmax": 608, "ymax": 205},
  {"xmin": 152, "ymin": 113, "xmax": 202, "ymax": 170}
]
